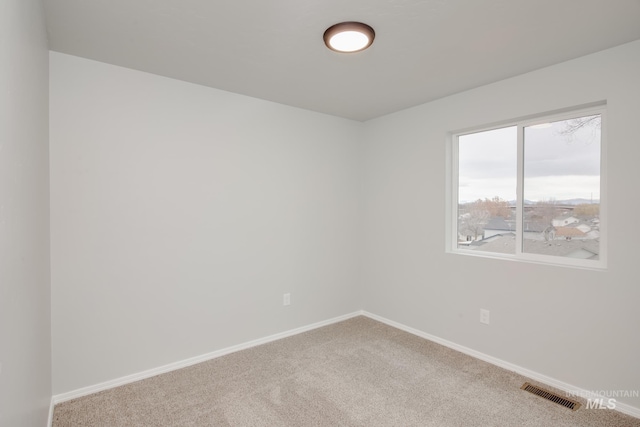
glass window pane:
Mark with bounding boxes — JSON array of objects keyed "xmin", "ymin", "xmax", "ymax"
[
  {"xmin": 522, "ymin": 115, "xmax": 601, "ymax": 260},
  {"xmin": 457, "ymin": 126, "xmax": 516, "ymax": 254}
]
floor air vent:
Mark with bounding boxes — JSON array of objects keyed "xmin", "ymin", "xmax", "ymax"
[{"xmin": 521, "ymin": 382, "xmax": 581, "ymax": 411}]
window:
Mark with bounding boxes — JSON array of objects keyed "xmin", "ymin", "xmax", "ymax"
[{"xmin": 449, "ymin": 106, "xmax": 606, "ymax": 269}]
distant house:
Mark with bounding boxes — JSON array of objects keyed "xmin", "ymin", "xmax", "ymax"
[
  {"xmin": 555, "ymin": 226, "xmax": 587, "ymax": 240},
  {"xmin": 575, "ymin": 223, "xmax": 592, "ymax": 234},
  {"xmin": 551, "ymin": 219, "xmax": 600, "ymax": 241},
  {"xmin": 552, "ymin": 214, "xmax": 579, "ymax": 227},
  {"xmin": 483, "ymin": 216, "xmax": 547, "ymax": 240},
  {"xmin": 483, "ymin": 217, "xmax": 513, "ymax": 239},
  {"xmin": 522, "ymin": 221, "xmax": 548, "ymax": 241}
]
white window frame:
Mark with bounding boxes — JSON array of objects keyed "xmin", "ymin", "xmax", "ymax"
[{"xmin": 447, "ymin": 104, "xmax": 607, "ymax": 270}]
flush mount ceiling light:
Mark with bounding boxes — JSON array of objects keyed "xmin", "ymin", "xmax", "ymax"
[{"xmin": 323, "ymin": 22, "xmax": 375, "ymax": 53}]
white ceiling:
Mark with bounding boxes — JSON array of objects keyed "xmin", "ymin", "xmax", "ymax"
[{"xmin": 44, "ymin": 0, "xmax": 640, "ymax": 121}]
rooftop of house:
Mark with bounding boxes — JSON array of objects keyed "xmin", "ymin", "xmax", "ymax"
[{"xmin": 469, "ymin": 233, "xmax": 599, "ymax": 259}]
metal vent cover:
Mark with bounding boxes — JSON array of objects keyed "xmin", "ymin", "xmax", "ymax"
[{"xmin": 521, "ymin": 382, "xmax": 582, "ymax": 411}]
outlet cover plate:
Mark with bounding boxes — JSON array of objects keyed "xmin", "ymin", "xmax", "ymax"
[{"xmin": 480, "ymin": 309, "xmax": 490, "ymax": 325}]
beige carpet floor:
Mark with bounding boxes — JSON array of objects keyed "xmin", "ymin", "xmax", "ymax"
[{"xmin": 53, "ymin": 316, "xmax": 640, "ymax": 426}]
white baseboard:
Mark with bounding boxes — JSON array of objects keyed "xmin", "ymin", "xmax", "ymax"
[
  {"xmin": 49, "ymin": 309, "xmax": 640, "ymax": 422},
  {"xmin": 51, "ymin": 311, "xmax": 362, "ymax": 407},
  {"xmin": 47, "ymin": 396, "xmax": 54, "ymax": 427},
  {"xmin": 361, "ymin": 311, "xmax": 640, "ymax": 420}
]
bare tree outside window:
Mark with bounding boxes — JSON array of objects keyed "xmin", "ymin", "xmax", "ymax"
[{"xmin": 558, "ymin": 115, "xmax": 601, "ymax": 142}]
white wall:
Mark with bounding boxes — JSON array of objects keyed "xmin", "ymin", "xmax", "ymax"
[
  {"xmin": 362, "ymin": 40, "xmax": 640, "ymax": 408},
  {"xmin": 0, "ymin": 0, "xmax": 51, "ymax": 425},
  {"xmin": 50, "ymin": 52, "xmax": 363, "ymax": 394},
  {"xmin": 50, "ymin": 39, "xmax": 640, "ymax": 410}
]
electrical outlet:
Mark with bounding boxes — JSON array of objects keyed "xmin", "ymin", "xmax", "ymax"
[
  {"xmin": 480, "ymin": 309, "xmax": 490, "ymax": 325},
  {"xmin": 283, "ymin": 293, "xmax": 291, "ymax": 306}
]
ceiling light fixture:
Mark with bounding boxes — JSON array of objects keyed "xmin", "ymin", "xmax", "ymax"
[{"xmin": 323, "ymin": 22, "xmax": 375, "ymax": 53}]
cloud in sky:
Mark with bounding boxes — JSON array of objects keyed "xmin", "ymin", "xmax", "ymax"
[{"xmin": 458, "ymin": 117, "xmax": 601, "ymax": 202}]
